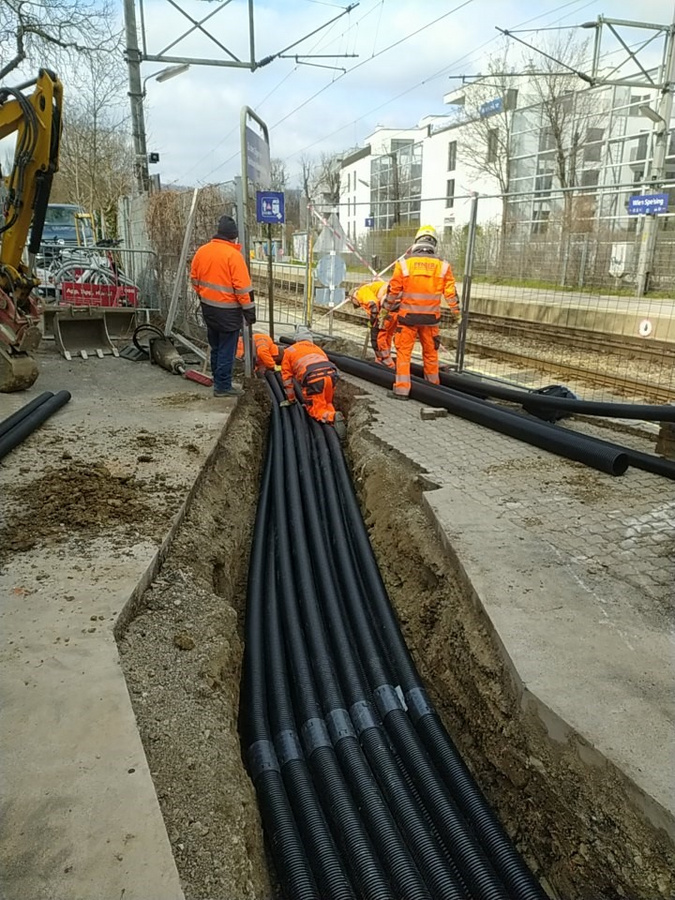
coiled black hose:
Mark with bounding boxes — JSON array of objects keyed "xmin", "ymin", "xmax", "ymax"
[{"xmin": 323, "ymin": 425, "xmax": 548, "ymax": 900}]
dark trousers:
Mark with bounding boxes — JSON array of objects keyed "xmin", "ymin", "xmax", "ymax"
[{"xmin": 206, "ymin": 326, "xmax": 240, "ymax": 391}]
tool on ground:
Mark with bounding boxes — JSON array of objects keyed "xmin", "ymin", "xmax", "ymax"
[
  {"xmin": 128, "ymin": 324, "xmax": 213, "ymax": 386},
  {"xmin": 52, "ymin": 305, "xmax": 118, "ymax": 360},
  {"xmin": 0, "ymin": 70, "xmax": 63, "ymax": 391}
]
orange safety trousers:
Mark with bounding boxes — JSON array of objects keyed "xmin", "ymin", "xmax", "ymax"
[
  {"xmin": 374, "ymin": 313, "xmax": 398, "ymax": 369},
  {"xmin": 393, "ymin": 324, "xmax": 440, "ymax": 396},
  {"xmin": 302, "ymin": 376, "xmax": 336, "ymax": 423}
]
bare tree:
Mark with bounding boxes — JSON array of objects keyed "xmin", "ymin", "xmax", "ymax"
[
  {"xmin": 460, "ymin": 50, "xmax": 516, "ymax": 204},
  {"xmin": 270, "ymin": 158, "xmax": 288, "ymax": 191},
  {"xmin": 0, "ymin": 0, "xmax": 121, "ymax": 80},
  {"xmin": 525, "ymin": 33, "xmax": 601, "ymax": 230},
  {"xmin": 52, "ymin": 55, "xmax": 132, "ymax": 235}
]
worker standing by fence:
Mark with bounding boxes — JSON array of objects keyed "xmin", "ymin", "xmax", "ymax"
[
  {"xmin": 350, "ymin": 279, "xmax": 397, "ymax": 369},
  {"xmin": 190, "ymin": 215, "xmax": 255, "ymax": 398},
  {"xmin": 383, "ymin": 225, "xmax": 459, "ymax": 399}
]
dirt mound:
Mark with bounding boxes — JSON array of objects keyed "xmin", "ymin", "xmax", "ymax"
[{"xmin": 1, "ymin": 462, "xmax": 158, "ymax": 556}]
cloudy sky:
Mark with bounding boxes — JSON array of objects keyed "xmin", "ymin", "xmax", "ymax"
[{"xmin": 23, "ymin": 0, "xmax": 675, "ymax": 187}]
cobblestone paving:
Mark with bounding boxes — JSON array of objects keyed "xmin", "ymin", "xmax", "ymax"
[{"xmin": 346, "ymin": 375, "xmax": 675, "ymax": 622}]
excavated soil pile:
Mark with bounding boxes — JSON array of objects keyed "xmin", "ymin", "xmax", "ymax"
[
  {"xmin": 340, "ymin": 384, "xmax": 675, "ymax": 900},
  {"xmin": 0, "ymin": 462, "xmax": 174, "ymax": 558},
  {"xmin": 118, "ymin": 385, "xmax": 276, "ymax": 900}
]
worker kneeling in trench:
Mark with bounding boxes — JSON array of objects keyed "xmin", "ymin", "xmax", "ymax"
[{"xmin": 279, "ymin": 339, "xmax": 346, "ymax": 439}]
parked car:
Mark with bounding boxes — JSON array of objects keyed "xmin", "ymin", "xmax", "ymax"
[{"xmin": 40, "ymin": 204, "xmax": 95, "ymax": 252}]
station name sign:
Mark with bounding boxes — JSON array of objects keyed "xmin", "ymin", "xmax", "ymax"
[{"xmin": 627, "ymin": 193, "xmax": 669, "ymax": 215}]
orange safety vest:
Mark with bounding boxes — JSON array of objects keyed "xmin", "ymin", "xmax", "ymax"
[
  {"xmin": 386, "ymin": 252, "xmax": 457, "ymax": 326},
  {"xmin": 236, "ymin": 333, "xmax": 279, "ymax": 370},
  {"xmin": 190, "ymin": 238, "xmax": 254, "ymax": 327},
  {"xmin": 281, "ymin": 340, "xmax": 337, "ymax": 401}
]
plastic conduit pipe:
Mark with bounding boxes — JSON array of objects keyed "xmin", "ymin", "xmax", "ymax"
[
  {"xmin": 323, "ymin": 424, "xmax": 549, "ymax": 900},
  {"xmin": 241, "ymin": 438, "xmax": 320, "ymax": 900},
  {"xmin": 276, "ymin": 391, "xmax": 432, "ymax": 900},
  {"xmin": 0, "ymin": 392, "xmax": 54, "ymax": 439},
  {"xmin": 289, "ymin": 402, "xmax": 469, "ymax": 900},
  {"xmin": 265, "ymin": 377, "xmax": 401, "ymax": 900},
  {"xmin": 310, "ymin": 420, "xmax": 515, "ymax": 900},
  {"xmin": 0, "ymin": 390, "xmax": 71, "ymax": 461},
  {"xmin": 327, "ymin": 352, "xmax": 627, "ymax": 476},
  {"xmin": 413, "ymin": 363, "xmax": 675, "ymax": 422}
]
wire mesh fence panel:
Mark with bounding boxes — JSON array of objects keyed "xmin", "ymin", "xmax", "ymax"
[{"xmin": 145, "ymin": 182, "xmax": 237, "ymax": 348}]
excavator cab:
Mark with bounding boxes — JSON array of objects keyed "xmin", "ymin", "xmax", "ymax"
[{"xmin": 0, "ymin": 69, "xmax": 63, "ymax": 391}]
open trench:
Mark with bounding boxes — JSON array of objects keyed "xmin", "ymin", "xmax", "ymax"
[{"xmin": 117, "ymin": 381, "xmax": 674, "ymax": 900}]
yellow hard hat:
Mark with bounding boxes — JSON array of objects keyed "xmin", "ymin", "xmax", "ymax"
[{"xmin": 414, "ymin": 225, "xmax": 438, "ymax": 243}]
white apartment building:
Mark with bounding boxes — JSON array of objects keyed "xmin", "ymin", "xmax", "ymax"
[{"xmin": 338, "ymin": 74, "xmax": 674, "ymax": 251}]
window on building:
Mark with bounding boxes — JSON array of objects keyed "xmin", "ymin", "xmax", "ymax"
[
  {"xmin": 630, "ymin": 133, "xmax": 649, "ymax": 163},
  {"xmin": 581, "ymin": 169, "xmax": 600, "ymax": 188},
  {"xmin": 535, "ymin": 173, "xmax": 553, "ymax": 196},
  {"xmin": 584, "ymin": 128, "xmax": 604, "ymax": 163},
  {"xmin": 487, "ymin": 129, "xmax": 499, "ymax": 163},
  {"xmin": 446, "ymin": 179, "xmax": 455, "ymax": 208},
  {"xmin": 531, "ymin": 209, "xmax": 550, "ymax": 235},
  {"xmin": 629, "ymin": 94, "xmax": 650, "ymax": 116},
  {"xmin": 668, "ymin": 129, "xmax": 675, "ymax": 160},
  {"xmin": 447, "ymin": 141, "xmax": 457, "ymax": 172},
  {"xmin": 538, "ymin": 127, "xmax": 556, "ymax": 153}
]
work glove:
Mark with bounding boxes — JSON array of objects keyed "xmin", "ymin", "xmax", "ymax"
[
  {"xmin": 274, "ymin": 364, "xmax": 282, "ymax": 372},
  {"xmin": 279, "ymin": 399, "xmax": 295, "ymax": 408}
]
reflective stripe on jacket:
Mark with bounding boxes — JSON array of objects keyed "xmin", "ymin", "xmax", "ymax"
[
  {"xmin": 280, "ymin": 340, "xmax": 338, "ymax": 401},
  {"xmin": 385, "ymin": 252, "xmax": 457, "ymax": 326},
  {"xmin": 236, "ymin": 333, "xmax": 279, "ymax": 370},
  {"xmin": 190, "ymin": 238, "xmax": 255, "ymax": 331}
]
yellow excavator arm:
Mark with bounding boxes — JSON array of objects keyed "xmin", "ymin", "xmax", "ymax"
[{"xmin": 0, "ymin": 69, "xmax": 63, "ymax": 391}]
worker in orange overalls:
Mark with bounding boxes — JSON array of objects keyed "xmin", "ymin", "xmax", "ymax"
[
  {"xmin": 190, "ymin": 215, "xmax": 255, "ymax": 398},
  {"xmin": 383, "ymin": 225, "xmax": 459, "ymax": 399},
  {"xmin": 236, "ymin": 332, "xmax": 281, "ymax": 374},
  {"xmin": 279, "ymin": 340, "xmax": 345, "ymax": 435},
  {"xmin": 349, "ymin": 279, "xmax": 397, "ymax": 369}
]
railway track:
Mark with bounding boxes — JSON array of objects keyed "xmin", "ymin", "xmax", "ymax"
[{"xmin": 253, "ymin": 278, "xmax": 675, "ymax": 403}]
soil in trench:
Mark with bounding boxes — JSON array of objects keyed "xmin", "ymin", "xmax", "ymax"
[{"xmin": 117, "ymin": 379, "xmax": 674, "ymax": 900}]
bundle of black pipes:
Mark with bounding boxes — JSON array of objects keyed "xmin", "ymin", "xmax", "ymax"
[
  {"xmin": 242, "ymin": 374, "xmax": 549, "ymax": 900},
  {"xmin": 330, "ymin": 352, "xmax": 675, "ymax": 482},
  {"xmin": 0, "ymin": 390, "xmax": 71, "ymax": 461}
]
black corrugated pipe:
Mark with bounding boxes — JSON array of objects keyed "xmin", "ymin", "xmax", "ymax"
[
  {"xmin": 410, "ymin": 363, "xmax": 675, "ymax": 422},
  {"xmin": 0, "ymin": 390, "xmax": 71, "ymax": 461},
  {"xmin": 327, "ymin": 353, "xmax": 627, "ymax": 476},
  {"xmin": 275, "ymin": 389, "xmax": 432, "ymax": 900},
  {"xmin": 310, "ymin": 420, "xmax": 515, "ymax": 900},
  {"xmin": 323, "ymin": 425, "xmax": 549, "ymax": 900},
  {"xmin": 241, "ymin": 436, "xmax": 321, "ymax": 900},
  {"xmin": 0, "ymin": 392, "xmax": 54, "ymax": 439},
  {"xmin": 289, "ymin": 403, "xmax": 469, "ymax": 900},
  {"xmin": 405, "ymin": 361, "xmax": 675, "ymax": 481}
]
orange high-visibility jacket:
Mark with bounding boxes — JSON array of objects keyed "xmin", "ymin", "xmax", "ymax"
[
  {"xmin": 281, "ymin": 340, "xmax": 337, "ymax": 402},
  {"xmin": 385, "ymin": 252, "xmax": 457, "ymax": 326},
  {"xmin": 236, "ymin": 333, "xmax": 279, "ymax": 370},
  {"xmin": 190, "ymin": 238, "xmax": 255, "ymax": 330},
  {"xmin": 353, "ymin": 280, "xmax": 387, "ymax": 317}
]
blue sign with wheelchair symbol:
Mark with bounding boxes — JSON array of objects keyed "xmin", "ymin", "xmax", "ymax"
[{"xmin": 256, "ymin": 191, "xmax": 285, "ymax": 223}]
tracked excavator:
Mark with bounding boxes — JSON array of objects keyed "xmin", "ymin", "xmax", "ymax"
[{"xmin": 0, "ymin": 69, "xmax": 62, "ymax": 391}]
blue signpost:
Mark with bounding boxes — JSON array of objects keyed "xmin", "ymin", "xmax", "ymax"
[
  {"xmin": 627, "ymin": 193, "xmax": 669, "ymax": 215},
  {"xmin": 256, "ymin": 191, "xmax": 285, "ymax": 224}
]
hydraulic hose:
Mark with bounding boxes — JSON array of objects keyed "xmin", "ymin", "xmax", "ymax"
[
  {"xmin": 311, "ymin": 421, "xmax": 513, "ymax": 900},
  {"xmin": 0, "ymin": 391, "xmax": 54, "ymax": 439},
  {"xmin": 323, "ymin": 425, "xmax": 548, "ymax": 900},
  {"xmin": 242, "ymin": 437, "xmax": 320, "ymax": 900},
  {"xmin": 327, "ymin": 352, "xmax": 627, "ymax": 476},
  {"xmin": 412, "ymin": 363, "xmax": 675, "ymax": 422},
  {"xmin": 0, "ymin": 390, "xmax": 71, "ymax": 461}
]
